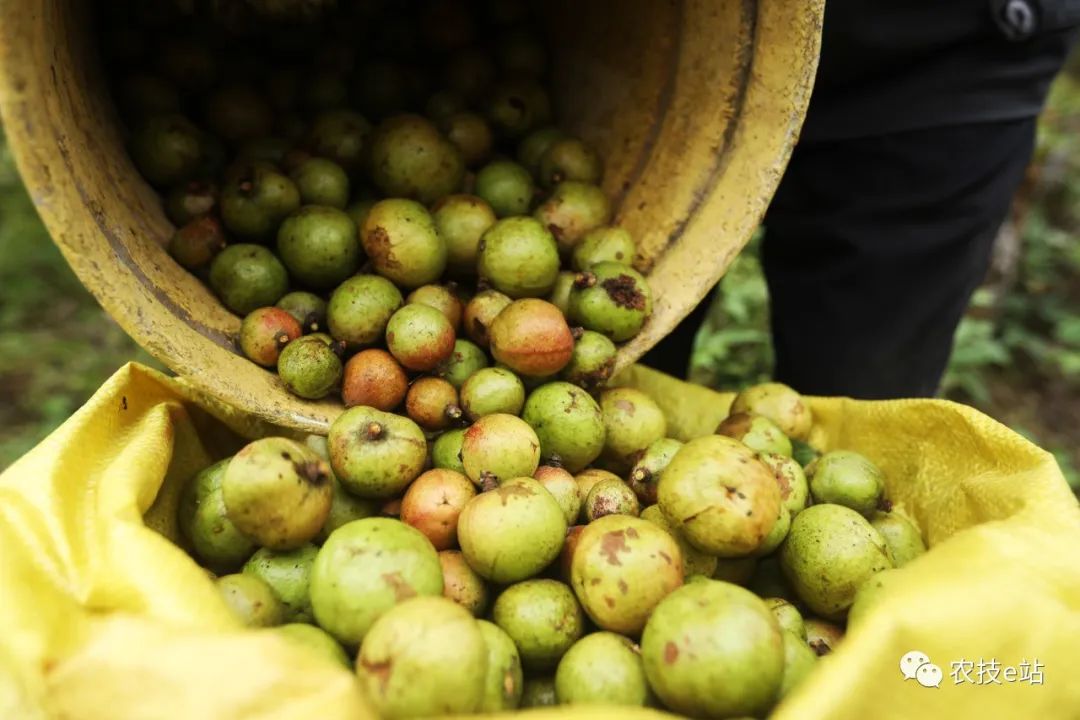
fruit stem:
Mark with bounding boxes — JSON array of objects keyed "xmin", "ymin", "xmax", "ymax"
[
  {"xmin": 445, "ymin": 404, "xmax": 463, "ymax": 422},
  {"xmin": 573, "ymin": 272, "xmax": 597, "ymax": 289},
  {"xmin": 364, "ymin": 422, "xmax": 384, "ymax": 440},
  {"xmin": 570, "ymin": 326, "xmax": 585, "ymax": 340},
  {"xmin": 479, "ymin": 471, "xmax": 499, "ymax": 492}
]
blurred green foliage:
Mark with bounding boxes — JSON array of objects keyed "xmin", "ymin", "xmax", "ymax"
[{"xmin": 0, "ymin": 130, "xmax": 159, "ymax": 468}]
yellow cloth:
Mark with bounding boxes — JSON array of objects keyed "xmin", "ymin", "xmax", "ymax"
[{"xmin": 1, "ymin": 363, "xmax": 1077, "ymax": 719}]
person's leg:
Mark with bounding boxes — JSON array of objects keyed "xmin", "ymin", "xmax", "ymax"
[{"xmin": 762, "ymin": 118, "xmax": 1037, "ymax": 399}]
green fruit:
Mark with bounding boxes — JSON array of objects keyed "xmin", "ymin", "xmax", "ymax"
[
  {"xmin": 641, "ymin": 580, "xmax": 784, "ymax": 719},
  {"xmin": 517, "ymin": 126, "xmax": 566, "ymax": 176},
  {"xmin": 310, "ymin": 518, "xmax": 443, "ymax": 646},
  {"xmin": 203, "ymin": 83, "xmax": 273, "ymax": 142},
  {"xmin": 460, "ymin": 367, "xmax": 526, "ymax": 419},
  {"xmin": 538, "ymin": 137, "xmax": 602, "ymax": 188},
  {"xmin": 555, "ymin": 632, "xmax": 650, "ymax": 706},
  {"xmin": 362, "ymin": 199, "xmax": 447, "ymax": 289},
  {"xmin": 533, "ymin": 464, "xmax": 582, "ymax": 526},
  {"xmin": 208, "ymin": 244, "xmax": 290, "ymax": 316},
  {"xmin": 316, "ymin": 473, "xmax": 379, "ymax": 543},
  {"xmin": 475, "ymin": 160, "xmax": 535, "ymax": 217},
  {"xmin": 439, "ymin": 549, "xmax": 490, "ymax": 616},
  {"xmin": 219, "ymin": 162, "xmax": 301, "ymax": 240},
  {"xmin": 534, "ymin": 181, "xmax": 611, "ymax": 253},
  {"xmin": 870, "ymin": 510, "xmax": 926, "ymax": 567},
  {"xmin": 477, "ymin": 620, "xmax": 524, "ymax": 711},
  {"xmin": 599, "ymin": 387, "xmax": 666, "ymax": 471},
  {"xmin": 547, "ymin": 271, "xmax": 576, "ymax": 315},
  {"xmin": 307, "ymin": 110, "xmax": 372, "ymax": 174},
  {"xmin": 369, "ymin": 114, "xmax": 465, "ymax": 204},
  {"xmin": 574, "ymin": 469, "xmax": 622, "ymax": 516},
  {"xmin": 442, "ymin": 112, "xmax": 494, "ymax": 167},
  {"xmin": 778, "ymin": 629, "xmax": 818, "ymax": 699},
  {"xmin": 804, "ymin": 618, "xmax": 844, "ymax": 656},
  {"xmin": 460, "ymin": 414, "xmax": 541, "ymax": 485},
  {"xmin": 276, "ymin": 623, "xmax": 351, "ymax": 669},
  {"xmin": 169, "ymin": 216, "xmax": 226, "ymax": 271},
  {"xmin": 178, "ymin": 458, "xmax": 257, "ymax": 571},
  {"xmin": 458, "ymin": 477, "xmax": 566, "ymax": 583},
  {"xmin": 779, "ymin": 504, "xmax": 894, "ymax": 620},
  {"xmin": 754, "ymin": 503, "xmax": 792, "ymax": 556},
  {"xmin": 327, "ymin": 274, "xmax": 403, "ymax": 348},
  {"xmin": 243, "ymin": 544, "xmax": 319, "ymax": 623},
  {"xmin": 764, "ymin": 597, "xmax": 806, "ymax": 640},
  {"xmin": 289, "ymin": 157, "xmax": 350, "ymax": 208},
  {"xmin": 432, "ymin": 194, "xmax": 497, "ymax": 276},
  {"xmin": 385, "ymin": 304, "xmax": 457, "ymax": 372},
  {"xmin": 328, "ymin": 406, "xmax": 428, "ymax": 499},
  {"xmin": 806, "ymin": 451, "xmax": 886, "ymax": 518},
  {"xmin": 426, "ymin": 89, "xmax": 468, "ymax": 124},
  {"xmin": 438, "ymin": 339, "xmax": 489, "ymax": 389},
  {"xmin": 222, "ymin": 437, "xmax": 332, "ymax": 550},
  {"xmin": 216, "ymin": 573, "xmax": 284, "ymax": 627},
  {"xmin": 584, "ymin": 478, "xmax": 640, "ymax": 522},
  {"xmin": 847, "ymin": 568, "xmax": 901, "ymax": 629},
  {"xmin": 164, "ymin": 179, "xmax": 217, "ymax": 226},
  {"xmin": 431, "ymin": 428, "xmax": 467, "ymax": 474},
  {"xmin": 572, "ymin": 226, "xmax": 635, "ymax": 271},
  {"xmin": 357, "ymin": 597, "xmax": 486, "ymax": 718},
  {"xmin": 240, "ymin": 307, "xmax": 303, "ymax": 368},
  {"xmin": 559, "ymin": 332, "xmax": 614, "ymax": 393},
  {"xmin": 493, "ymin": 580, "xmax": 584, "ymax": 670},
  {"xmin": 485, "ymin": 80, "xmax": 551, "ymax": 139},
  {"xmin": 759, "ymin": 453, "xmax": 810, "ymax": 516},
  {"xmin": 521, "ymin": 382, "xmax": 605, "ymax": 473},
  {"xmin": 716, "ymin": 412, "xmax": 793, "ymax": 457},
  {"xmin": 130, "ymin": 113, "xmax": 203, "ymax": 187},
  {"xmin": 571, "ymin": 515, "xmax": 684, "ymax": 635},
  {"xmin": 276, "ymin": 291, "xmax": 328, "ymax": 334},
  {"xmin": 657, "ymin": 435, "xmax": 781, "ymax": 557},
  {"xmin": 640, "ymin": 504, "xmax": 718, "ymax": 579},
  {"xmin": 277, "ymin": 335, "xmax": 343, "ymax": 399},
  {"xmin": 569, "ymin": 262, "xmax": 652, "ymax": 342},
  {"xmin": 730, "ymin": 382, "xmax": 812, "ymax": 441},
  {"xmin": 463, "ymin": 289, "xmax": 512, "ymax": 348},
  {"xmin": 628, "ymin": 438, "xmax": 684, "ymax": 506},
  {"xmin": 276, "ymin": 206, "xmax": 360, "ymax": 289},
  {"xmin": 520, "ymin": 677, "xmax": 557, "ymax": 708},
  {"xmin": 477, "ymin": 217, "xmax": 560, "ymax": 298}
]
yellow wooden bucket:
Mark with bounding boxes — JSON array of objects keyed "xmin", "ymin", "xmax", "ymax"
[{"xmin": 0, "ymin": 0, "xmax": 823, "ymax": 433}]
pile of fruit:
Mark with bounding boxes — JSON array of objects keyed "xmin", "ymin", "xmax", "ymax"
[
  {"xmin": 180, "ymin": 378, "xmax": 926, "ymax": 719},
  {"xmin": 108, "ymin": 2, "xmax": 929, "ymax": 717},
  {"xmin": 107, "ymin": 0, "xmax": 648, "ymax": 404}
]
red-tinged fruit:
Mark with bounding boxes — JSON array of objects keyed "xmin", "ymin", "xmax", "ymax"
[
  {"xmin": 342, "ymin": 349, "xmax": 409, "ymax": 411},
  {"xmin": 401, "ymin": 469, "xmax": 476, "ymax": 550},
  {"xmin": 239, "ymin": 307, "xmax": 302, "ymax": 367},
  {"xmin": 489, "ymin": 299, "xmax": 574, "ymax": 377}
]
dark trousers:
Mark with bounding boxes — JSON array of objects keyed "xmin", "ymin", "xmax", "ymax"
[{"xmin": 641, "ymin": 118, "xmax": 1037, "ymax": 399}]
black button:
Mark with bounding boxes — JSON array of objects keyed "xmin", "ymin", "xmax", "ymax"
[{"xmin": 992, "ymin": 0, "xmax": 1040, "ymax": 41}]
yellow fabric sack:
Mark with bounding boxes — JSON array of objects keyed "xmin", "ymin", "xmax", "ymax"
[{"xmin": 2, "ymin": 363, "xmax": 1079, "ymax": 720}]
